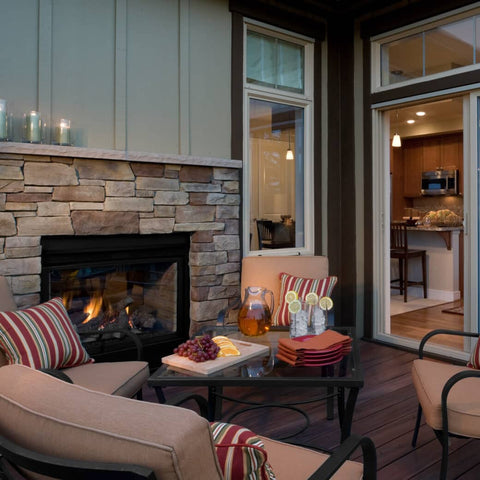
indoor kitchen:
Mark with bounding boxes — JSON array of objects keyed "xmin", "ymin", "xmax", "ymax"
[{"xmin": 388, "ymin": 97, "xmax": 465, "ymax": 348}]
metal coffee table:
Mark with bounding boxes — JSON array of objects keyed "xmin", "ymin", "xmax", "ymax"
[{"xmin": 148, "ymin": 327, "xmax": 363, "ymax": 442}]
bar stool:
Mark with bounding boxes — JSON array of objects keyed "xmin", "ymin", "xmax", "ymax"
[{"xmin": 390, "ymin": 222, "xmax": 427, "ymax": 302}]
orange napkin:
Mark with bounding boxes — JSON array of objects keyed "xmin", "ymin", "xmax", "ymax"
[{"xmin": 278, "ymin": 329, "xmax": 351, "ymax": 352}]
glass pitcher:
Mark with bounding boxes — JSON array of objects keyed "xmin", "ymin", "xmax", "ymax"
[{"xmin": 238, "ymin": 286, "xmax": 274, "ymax": 336}]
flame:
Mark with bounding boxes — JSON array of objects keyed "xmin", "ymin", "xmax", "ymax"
[{"xmin": 82, "ymin": 293, "xmax": 103, "ymax": 324}]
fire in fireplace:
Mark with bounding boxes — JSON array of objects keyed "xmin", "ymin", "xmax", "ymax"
[{"xmin": 41, "ymin": 234, "xmax": 190, "ymax": 366}]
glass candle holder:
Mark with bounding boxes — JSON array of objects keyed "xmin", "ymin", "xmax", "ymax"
[
  {"xmin": 0, "ymin": 99, "xmax": 7, "ymax": 141},
  {"xmin": 23, "ymin": 111, "xmax": 43, "ymax": 143},
  {"xmin": 55, "ymin": 118, "xmax": 71, "ymax": 146}
]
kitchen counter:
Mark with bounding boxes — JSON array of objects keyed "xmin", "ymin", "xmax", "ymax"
[
  {"xmin": 406, "ymin": 224, "xmax": 463, "ymax": 250},
  {"xmin": 399, "ymin": 226, "xmax": 462, "ymax": 300}
]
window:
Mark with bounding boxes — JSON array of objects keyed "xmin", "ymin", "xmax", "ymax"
[
  {"xmin": 375, "ymin": 9, "xmax": 480, "ymax": 88},
  {"xmin": 244, "ymin": 23, "xmax": 313, "ymax": 255}
]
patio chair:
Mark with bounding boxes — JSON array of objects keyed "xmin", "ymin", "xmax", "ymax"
[
  {"xmin": 0, "ymin": 364, "xmax": 377, "ymax": 479},
  {"xmin": 411, "ymin": 328, "xmax": 480, "ymax": 480},
  {"xmin": 0, "ymin": 276, "xmax": 149, "ymax": 399}
]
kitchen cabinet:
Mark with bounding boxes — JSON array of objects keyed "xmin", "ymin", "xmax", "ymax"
[
  {"xmin": 403, "ymin": 132, "xmax": 463, "ymax": 197},
  {"xmin": 403, "ymin": 138, "xmax": 423, "ymax": 197}
]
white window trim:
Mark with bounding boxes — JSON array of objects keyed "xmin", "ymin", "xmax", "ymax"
[
  {"xmin": 243, "ymin": 20, "xmax": 315, "ymax": 257},
  {"xmin": 370, "ymin": 4, "xmax": 480, "ymax": 93}
]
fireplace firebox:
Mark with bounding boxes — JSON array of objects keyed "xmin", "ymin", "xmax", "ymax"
[{"xmin": 41, "ymin": 234, "xmax": 190, "ymax": 367}]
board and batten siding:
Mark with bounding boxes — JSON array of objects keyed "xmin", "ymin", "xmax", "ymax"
[{"xmin": 0, "ymin": 0, "xmax": 232, "ymax": 159}]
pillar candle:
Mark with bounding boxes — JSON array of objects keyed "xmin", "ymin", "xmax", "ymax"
[
  {"xmin": 57, "ymin": 119, "xmax": 71, "ymax": 145},
  {"xmin": 0, "ymin": 100, "xmax": 6, "ymax": 141},
  {"xmin": 25, "ymin": 111, "xmax": 41, "ymax": 143}
]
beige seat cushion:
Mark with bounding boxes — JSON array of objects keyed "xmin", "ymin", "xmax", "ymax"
[
  {"xmin": 63, "ymin": 360, "xmax": 149, "ymax": 397},
  {"xmin": 412, "ymin": 359, "xmax": 480, "ymax": 437},
  {"xmin": 260, "ymin": 436, "xmax": 364, "ymax": 480},
  {"xmin": 0, "ymin": 364, "xmax": 224, "ymax": 480}
]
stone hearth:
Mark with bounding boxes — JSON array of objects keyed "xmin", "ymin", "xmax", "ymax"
[{"xmin": 0, "ymin": 143, "xmax": 242, "ymax": 334}]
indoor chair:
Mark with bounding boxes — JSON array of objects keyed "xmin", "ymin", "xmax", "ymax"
[
  {"xmin": 411, "ymin": 329, "xmax": 480, "ymax": 480},
  {"xmin": 390, "ymin": 222, "xmax": 427, "ymax": 302},
  {"xmin": 0, "ymin": 276, "xmax": 149, "ymax": 399},
  {"xmin": 0, "ymin": 364, "xmax": 377, "ymax": 480}
]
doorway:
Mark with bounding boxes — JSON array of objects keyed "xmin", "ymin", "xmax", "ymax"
[{"xmin": 372, "ymin": 93, "xmax": 476, "ymax": 359}]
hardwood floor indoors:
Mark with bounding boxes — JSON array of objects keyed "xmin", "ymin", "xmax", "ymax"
[
  {"xmin": 391, "ymin": 299, "xmax": 464, "ymax": 349},
  {"xmin": 143, "ymin": 328, "xmax": 478, "ymax": 479}
]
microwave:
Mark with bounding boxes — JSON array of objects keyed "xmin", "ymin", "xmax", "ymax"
[{"xmin": 421, "ymin": 169, "xmax": 459, "ymax": 196}]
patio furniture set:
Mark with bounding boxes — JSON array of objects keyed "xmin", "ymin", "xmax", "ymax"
[{"xmin": 0, "ymin": 255, "xmax": 478, "ymax": 479}]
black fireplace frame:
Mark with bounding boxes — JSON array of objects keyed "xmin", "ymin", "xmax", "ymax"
[{"xmin": 40, "ymin": 233, "xmax": 190, "ymax": 367}]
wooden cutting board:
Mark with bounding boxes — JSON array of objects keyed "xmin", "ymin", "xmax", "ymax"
[{"xmin": 161, "ymin": 339, "xmax": 270, "ymax": 375}]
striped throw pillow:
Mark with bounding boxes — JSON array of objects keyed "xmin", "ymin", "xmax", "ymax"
[
  {"xmin": 210, "ymin": 422, "xmax": 276, "ymax": 480},
  {"xmin": 0, "ymin": 297, "xmax": 92, "ymax": 370},
  {"xmin": 273, "ymin": 273, "xmax": 338, "ymax": 326}
]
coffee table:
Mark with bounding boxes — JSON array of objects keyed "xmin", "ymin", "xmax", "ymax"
[{"xmin": 148, "ymin": 326, "xmax": 363, "ymax": 442}]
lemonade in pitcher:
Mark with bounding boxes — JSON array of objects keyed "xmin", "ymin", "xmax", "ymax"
[{"xmin": 237, "ymin": 286, "xmax": 273, "ymax": 336}]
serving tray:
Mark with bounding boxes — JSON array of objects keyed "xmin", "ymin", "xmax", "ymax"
[{"xmin": 161, "ymin": 339, "xmax": 270, "ymax": 375}]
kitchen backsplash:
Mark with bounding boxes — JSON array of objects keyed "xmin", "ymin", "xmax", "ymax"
[{"xmin": 408, "ymin": 196, "xmax": 464, "ymax": 218}]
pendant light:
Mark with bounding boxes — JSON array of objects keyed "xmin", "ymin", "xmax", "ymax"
[
  {"xmin": 286, "ymin": 130, "xmax": 294, "ymax": 160},
  {"xmin": 392, "ymin": 110, "xmax": 401, "ymax": 147}
]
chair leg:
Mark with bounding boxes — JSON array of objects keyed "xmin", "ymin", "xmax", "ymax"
[
  {"xmin": 403, "ymin": 257, "xmax": 408, "ymax": 302},
  {"xmin": 433, "ymin": 430, "xmax": 449, "ymax": 480},
  {"xmin": 398, "ymin": 259, "xmax": 404, "ymax": 295},
  {"xmin": 422, "ymin": 252, "xmax": 427, "ymax": 298},
  {"xmin": 412, "ymin": 403, "xmax": 422, "ymax": 447}
]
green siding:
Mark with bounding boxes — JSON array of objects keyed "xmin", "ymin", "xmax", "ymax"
[{"xmin": 0, "ymin": 0, "xmax": 232, "ymax": 157}]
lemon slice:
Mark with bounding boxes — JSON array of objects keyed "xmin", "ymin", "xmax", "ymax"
[
  {"xmin": 319, "ymin": 296, "xmax": 334, "ymax": 311},
  {"xmin": 285, "ymin": 290, "xmax": 298, "ymax": 304},
  {"xmin": 288, "ymin": 299, "xmax": 302, "ymax": 314},
  {"xmin": 305, "ymin": 292, "xmax": 319, "ymax": 306}
]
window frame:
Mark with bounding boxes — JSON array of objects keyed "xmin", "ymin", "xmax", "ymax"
[
  {"xmin": 371, "ymin": 5, "xmax": 480, "ymax": 93},
  {"xmin": 243, "ymin": 19, "xmax": 315, "ymax": 257}
]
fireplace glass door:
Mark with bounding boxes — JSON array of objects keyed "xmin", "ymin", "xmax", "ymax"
[{"xmin": 41, "ymin": 234, "xmax": 190, "ymax": 342}]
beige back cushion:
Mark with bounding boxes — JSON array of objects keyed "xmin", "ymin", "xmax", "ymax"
[
  {"xmin": 0, "ymin": 276, "xmax": 17, "ymax": 367},
  {"xmin": 241, "ymin": 256, "xmax": 329, "ymax": 308},
  {"xmin": 0, "ymin": 364, "xmax": 223, "ymax": 480}
]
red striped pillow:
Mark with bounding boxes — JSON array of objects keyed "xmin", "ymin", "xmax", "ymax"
[
  {"xmin": 210, "ymin": 422, "xmax": 275, "ymax": 480},
  {"xmin": 273, "ymin": 273, "xmax": 338, "ymax": 326},
  {"xmin": 0, "ymin": 297, "xmax": 93, "ymax": 370}
]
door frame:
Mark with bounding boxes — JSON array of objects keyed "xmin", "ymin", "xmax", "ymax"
[{"xmin": 371, "ymin": 90, "xmax": 478, "ymax": 360}]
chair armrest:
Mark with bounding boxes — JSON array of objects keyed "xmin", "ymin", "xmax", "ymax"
[
  {"xmin": 78, "ymin": 329, "xmax": 144, "ymax": 361},
  {"xmin": 306, "ymin": 435, "xmax": 377, "ymax": 480},
  {"xmin": 441, "ymin": 369, "xmax": 480, "ymax": 431},
  {"xmin": 0, "ymin": 434, "xmax": 156, "ymax": 480},
  {"xmin": 418, "ymin": 329, "xmax": 479, "ymax": 359}
]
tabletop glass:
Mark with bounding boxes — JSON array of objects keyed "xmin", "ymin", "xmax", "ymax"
[{"xmin": 149, "ymin": 326, "xmax": 363, "ymax": 388}]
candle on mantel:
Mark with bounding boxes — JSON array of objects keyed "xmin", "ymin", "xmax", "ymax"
[
  {"xmin": 0, "ymin": 99, "xmax": 6, "ymax": 141},
  {"xmin": 25, "ymin": 111, "xmax": 41, "ymax": 143},
  {"xmin": 57, "ymin": 118, "xmax": 71, "ymax": 145}
]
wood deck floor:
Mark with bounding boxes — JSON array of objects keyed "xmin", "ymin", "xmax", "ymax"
[{"xmin": 143, "ymin": 338, "xmax": 479, "ymax": 479}]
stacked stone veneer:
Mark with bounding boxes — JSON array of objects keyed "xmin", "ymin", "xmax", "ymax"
[{"xmin": 0, "ymin": 150, "xmax": 241, "ymax": 332}]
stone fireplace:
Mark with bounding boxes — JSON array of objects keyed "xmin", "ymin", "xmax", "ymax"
[{"xmin": 0, "ymin": 143, "xmax": 242, "ymax": 362}]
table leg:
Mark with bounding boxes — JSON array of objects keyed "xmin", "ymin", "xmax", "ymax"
[
  {"xmin": 154, "ymin": 386, "xmax": 166, "ymax": 404},
  {"xmin": 326, "ymin": 386, "xmax": 334, "ymax": 420},
  {"xmin": 339, "ymin": 387, "xmax": 359, "ymax": 442},
  {"xmin": 208, "ymin": 386, "xmax": 224, "ymax": 421}
]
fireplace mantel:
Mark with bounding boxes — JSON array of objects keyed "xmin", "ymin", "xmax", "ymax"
[{"xmin": 0, "ymin": 142, "xmax": 242, "ymax": 169}]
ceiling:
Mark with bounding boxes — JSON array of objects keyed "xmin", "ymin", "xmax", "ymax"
[{"xmin": 390, "ymin": 97, "xmax": 464, "ymax": 138}]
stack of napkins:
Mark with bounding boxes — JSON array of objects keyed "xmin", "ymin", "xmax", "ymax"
[{"xmin": 276, "ymin": 329, "xmax": 352, "ymax": 367}]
